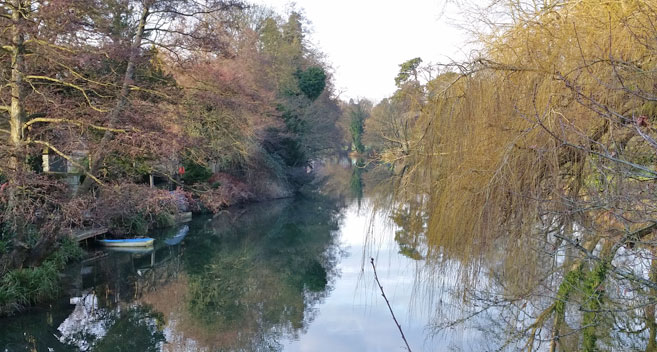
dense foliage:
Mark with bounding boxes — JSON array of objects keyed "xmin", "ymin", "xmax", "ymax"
[
  {"xmin": 369, "ymin": 0, "xmax": 657, "ymax": 350},
  {"xmin": 0, "ymin": 1, "xmax": 343, "ymax": 314}
]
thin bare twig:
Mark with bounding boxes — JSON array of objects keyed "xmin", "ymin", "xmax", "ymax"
[{"xmin": 370, "ymin": 257, "xmax": 413, "ymax": 352}]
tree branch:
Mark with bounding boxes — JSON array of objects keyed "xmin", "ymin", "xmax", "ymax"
[
  {"xmin": 370, "ymin": 257, "xmax": 413, "ymax": 352},
  {"xmin": 24, "ymin": 39, "xmax": 78, "ymax": 54},
  {"xmin": 128, "ymin": 85, "xmax": 171, "ymax": 99},
  {"xmin": 27, "ymin": 139, "xmax": 104, "ymax": 187},
  {"xmin": 24, "ymin": 75, "xmax": 109, "ymax": 112},
  {"xmin": 23, "ymin": 117, "xmax": 129, "ymax": 133}
]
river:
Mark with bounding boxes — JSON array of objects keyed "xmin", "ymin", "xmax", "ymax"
[{"xmin": 0, "ymin": 177, "xmax": 488, "ymax": 352}]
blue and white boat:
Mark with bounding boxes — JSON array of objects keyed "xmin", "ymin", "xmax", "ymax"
[{"xmin": 98, "ymin": 237, "xmax": 155, "ymax": 247}]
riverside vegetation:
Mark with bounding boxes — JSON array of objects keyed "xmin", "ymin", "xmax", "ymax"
[
  {"xmin": 362, "ymin": 0, "xmax": 657, "ymax": 350},
  {"xmin": 0, "ymin": 1, "xmax": 347, "ymax": 315},
  {"xmin": 4, "ymin": 0, "xmax": 657, "ymax": 351}
]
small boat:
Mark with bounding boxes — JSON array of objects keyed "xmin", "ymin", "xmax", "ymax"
[
  {"xmin": 164, "ymin": 225, "xmax": 189, "ymax": 246},
  {"xmin": 98, "ymin": 237, "xmax": 155, "ymax": 247}
]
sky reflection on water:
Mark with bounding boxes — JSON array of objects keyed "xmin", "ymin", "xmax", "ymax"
[
  {"xmin": 282, "ymin": 200, "xmax": 486, "ymax": 352},
  {"xmin": 0, "ymin": 194, "xmax": 487, "ymax": 352}
]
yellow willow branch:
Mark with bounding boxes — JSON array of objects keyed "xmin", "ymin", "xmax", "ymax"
[
  {"xmin": 128, "ymin": 85, "xmax": 171, "ymax": 99},
  {"xmin": 378, "ymin": 134, "xmax": 409, "ymax": 146},
  {"xmin": 26, "ymin": 79, "xmax": 57, "ymax": 107},
  {"xmin": 23, "ymin": 117, "xmax": 130, "ymax": 133},
  {"xmin": 25, "ymin": 39, "xmax": 78, "ymax": 54},
  {"xmin": 421, "ymin": 151, "xmax": 461, "ymax": 156},
  {"xmin": 525, "ymin": 302, "xmax": 557, "ymax": 352},
  {"xmin": 24, "ymin": 75, "xmax": 109, "ymax": 113},
  {"xmin": 27, "ymin": 139, "xmax": 104, "ymax": 186},
  {"xmin": 0, "ymin": 128, "xmax": 10, "ymax": 134},
  {"xmin": 56, "ymin": 62, "xmax": 116, "ymax": 92}
]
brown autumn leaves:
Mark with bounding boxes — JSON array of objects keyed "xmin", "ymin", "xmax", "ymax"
[{"xmin": 0, "ymin": 1, "xmax": 342, "ymax": 277}]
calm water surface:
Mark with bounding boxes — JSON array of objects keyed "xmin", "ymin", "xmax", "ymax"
[{"xmin": 0, "ymin": 193, "xmax": 484, "ymax": 351}]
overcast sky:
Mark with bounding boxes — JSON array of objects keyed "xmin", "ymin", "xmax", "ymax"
[{"xmin": 249, "ymin": 0, "xmax": 469, "ymax": 103}]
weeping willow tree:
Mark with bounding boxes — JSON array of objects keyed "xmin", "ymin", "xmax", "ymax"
[{"xmin": 381, "ymin": 0, "xmax": 657, "ymax": 350}]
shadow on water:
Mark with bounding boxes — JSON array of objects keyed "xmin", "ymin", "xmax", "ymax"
[{"xmin": 0, "ymin": 193, "xmax": 345, "ymax": 351}]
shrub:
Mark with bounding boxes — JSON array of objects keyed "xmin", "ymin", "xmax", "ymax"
[
  {"xmin": 110, "ymin": 212, "xmax": 150, "ymax": 235},
  {"xmin": 95, "ymin": 184, "xmax": 179, "ymax": 235},
  {"xmin": 0, "ymin": 238, "xmax": 83, "ymax": 315},
  {"xmin": 181, "ymin": 160, "xmax": 213, "ymax": 184},
  {"xmin": 199, "ymin": 173, "xmax": 253, "ymax": 212},
  {"xmin": 155, "ymin": 211, "xmax": 176, "ymax": 228}
]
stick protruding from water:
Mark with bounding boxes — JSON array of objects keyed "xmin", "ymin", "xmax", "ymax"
[{"xmin": 370, "ymin": 257, "xmax": 413, "ymax": 352}]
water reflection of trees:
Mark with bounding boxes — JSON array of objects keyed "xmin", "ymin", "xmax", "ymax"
[
  {"xmin": 0, "ymin": 194, "xmax": 344, "ymax": 351},
  {"xmin": 419, "ymin": 235, "xmax": 657, "ymax": 352},
  {"xmin": 316, "ymin": 156, "xmax": 396, "ymax": 211},
  {"xmin": 136, "ymin": 196, "xmax": 344, "ymax": 351},
  {"xmin": 354, "ymin": 157, "xmax": 657, "ymax": 351},
  {"xmin": 93, "ymin": 306, "xmax": 165, "ymax": 352},
  {"xmin": 391, "ymin": 199, "xmax": 428, "ymax": 261},
  {"xmin": 315, "ymin": 156, "xmax": 365, "ymax": 205},
  {"xmin": 377, "ymin": 197, "xmax": 657, "ymax": 351},
  {"xmin": 183, "ymin": 198, "xmax": 340, "ymax": 350},
  {"xmin": 58, "ymin": 304, "xmax": 166, "ymax": 352}
]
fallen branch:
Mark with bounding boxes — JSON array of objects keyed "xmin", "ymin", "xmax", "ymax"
[{"xmin": 370, "ymin": 257, "xmax": 413, "ymax": 352}]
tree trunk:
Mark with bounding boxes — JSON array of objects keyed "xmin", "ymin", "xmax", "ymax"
[
  {"xmin": 1, "ymin": 0, "xmax": 64, "ymax": 277},
  {"xmin": 7, "ymin": 0, "xmax": 26, "ymax": 178},
  {"xmin": 2, "ymin": 0, "xmax": 29, "ymax": 276},
  {"xmin": 77, "ymin": 3, "xmax": 150, "ymax": 195}
]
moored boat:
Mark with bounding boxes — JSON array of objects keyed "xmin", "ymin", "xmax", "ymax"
[{"xmin": 98, "ymin": 237, "xmax": 155, "ymax": 247}]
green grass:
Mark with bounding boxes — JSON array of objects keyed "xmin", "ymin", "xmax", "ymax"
[{"xmin": 0, "ymin": 238, "xmax": 84, "ymax": 315}]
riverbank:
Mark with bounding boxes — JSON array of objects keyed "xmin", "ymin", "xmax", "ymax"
[
  {"xmin": 0, "ymin": 164, "xmax": 309, "ymax": 316},
  {"xmin": 0, "ymin": 1, "xmax": 347, "ymax": 318}
]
